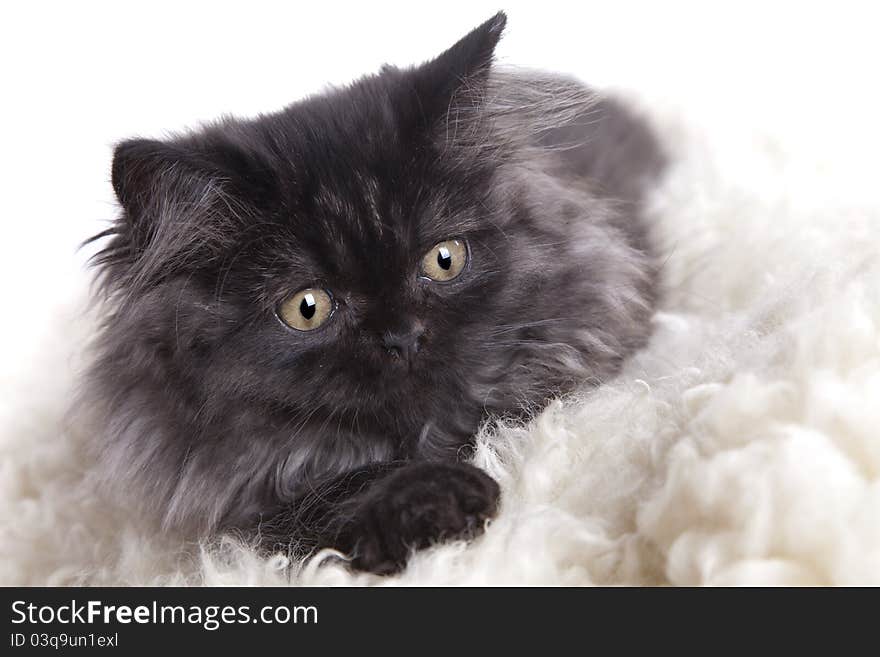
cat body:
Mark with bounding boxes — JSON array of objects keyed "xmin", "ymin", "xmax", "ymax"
[{"xmin": 85, "ymin": 13, "xmax": 664, "ymax": 573}]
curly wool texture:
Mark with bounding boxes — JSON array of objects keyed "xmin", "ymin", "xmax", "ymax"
[{"xmin": 2, "ymin": 95, "xmax": 879, "ymax": 586}]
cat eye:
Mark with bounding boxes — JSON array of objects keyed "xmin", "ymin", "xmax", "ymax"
[
  {"xmin": 277, "ymin": 288, "xmax": 335, "ymax": 331},
  {"xmin": 420, "ymin": 239, "xmax": 468, "ymax": 282}
]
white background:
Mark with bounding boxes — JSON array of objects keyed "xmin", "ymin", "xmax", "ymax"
[{"xmin": 1, "ymin": 0, "xmax": 878, "ymax": 377}]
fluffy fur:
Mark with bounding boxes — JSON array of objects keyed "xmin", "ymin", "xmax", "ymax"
[
  {"xmin": 76, "ymin": 12, "xmax": 662, "ymax": 572},
  {"xmin": 3, "ymin": 24, "xmax": 879, "ymax": 586}
]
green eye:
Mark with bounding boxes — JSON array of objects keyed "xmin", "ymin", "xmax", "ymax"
[
  {"xmin": 277, "ymin": 288, "xmax": 334, "ymax": 331},
  {"xmin": 421, "ymin": 239, "xmax": 468, "ymax": 281}
]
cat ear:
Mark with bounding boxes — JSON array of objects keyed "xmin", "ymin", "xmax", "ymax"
[
  {"xmin": 410, "ymin": 11, "xmax": 507, "ymax": 118},
  {"xmin": 106, "ymin": 137, "xmax": 251, "ymax": 288},
  {"xmin": 111, "ymin": 138, "xmax": 218, "ymax": 221}
]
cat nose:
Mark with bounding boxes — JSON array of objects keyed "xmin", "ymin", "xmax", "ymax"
[{"xmin": 382, "ymin": 323, "xmax": 424, "ymax": 363}]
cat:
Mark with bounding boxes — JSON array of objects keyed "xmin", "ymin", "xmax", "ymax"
[{"xmin": 83, "ymin": 11, "xmax": 665, "ymax": 574}]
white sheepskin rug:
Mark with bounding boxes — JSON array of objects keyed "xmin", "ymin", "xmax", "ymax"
[{"xmin": 3, "ymin": 82, "xmax": 879, "ymax": 586}]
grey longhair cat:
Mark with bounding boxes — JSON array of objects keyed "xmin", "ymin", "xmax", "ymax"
[{"xmin": 82, "ymin": 12, "xmax": 665, "ymax": 574}]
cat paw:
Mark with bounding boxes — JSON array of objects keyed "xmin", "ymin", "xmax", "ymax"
[{"xmin": 346, "ymin": 462, "xmax": 500, "ymax": 575}]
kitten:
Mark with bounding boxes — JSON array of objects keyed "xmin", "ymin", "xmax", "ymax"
[{"xmin": 84, "ymin": 12, "xmax": 665, "ymax": 574}]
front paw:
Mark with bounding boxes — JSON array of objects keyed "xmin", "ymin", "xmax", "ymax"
[{"xmin": 346, "ymin": 462, "xmax": 500, "ymax": 575}]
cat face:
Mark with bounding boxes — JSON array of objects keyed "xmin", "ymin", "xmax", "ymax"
[
  {"xmin": 88, "ymin": 13, "xmax": 659, "ymax": 530},
  {"xmin": 181, "ymin": 114, "xmax": 512, "ymax": 434},
  {"xmin": 98, "ymin": 14, "xmax": 515, "ymax": 436}
]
